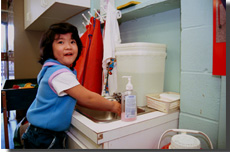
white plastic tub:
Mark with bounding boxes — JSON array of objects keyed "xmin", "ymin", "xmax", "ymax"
[{"xmin": 115, "ymin": 42, "xmax": 167, "ymax": 107}]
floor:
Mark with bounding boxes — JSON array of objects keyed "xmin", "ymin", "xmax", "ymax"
[{"xmin": 1, "ymin": 110, "xmax": 17, "ymax": 149}]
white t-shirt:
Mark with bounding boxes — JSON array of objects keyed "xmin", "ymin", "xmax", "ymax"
[{"xmin": 52, "ymin": 72, "xmax": 80, "ymax": 96}]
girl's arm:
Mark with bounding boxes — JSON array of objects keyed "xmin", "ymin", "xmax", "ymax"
[{"xmin": 65, "ymin": 84, "xmax": 121, "ymax": 116}]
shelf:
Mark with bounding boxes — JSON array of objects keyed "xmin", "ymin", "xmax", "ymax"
[{"xmin": 119, "ymin": 0, "xmax": 180, "ymax": 23}]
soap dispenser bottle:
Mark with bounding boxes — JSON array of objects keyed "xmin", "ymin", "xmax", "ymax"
[{"xmin": 121, "ymin": 76, "xmax": 137, "ymax": 122}]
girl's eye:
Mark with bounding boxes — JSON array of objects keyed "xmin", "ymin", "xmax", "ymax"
[
  {"xmin": 58, "ymin": 41, "xmax": 64, "ymax": 44},
  {"xmin": 71, "ymin": 40, "xmax": 76, "ymax": 44}
]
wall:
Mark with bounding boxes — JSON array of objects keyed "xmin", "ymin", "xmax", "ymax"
[
  {"xmin": 14, "ymin": 0, "xmax": 42, "ymax": 79},
  {"xmin": 67, "ymin": 9, "xmax": 89, "ymax": 36},
  {"xmin": 179, "ymin": 0, "xmax": 226, "ymax": 149}
]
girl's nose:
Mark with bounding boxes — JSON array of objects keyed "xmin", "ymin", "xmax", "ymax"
[{"xmin": 65, "ymin": 43, "xmax": 72, "ymax": 49}]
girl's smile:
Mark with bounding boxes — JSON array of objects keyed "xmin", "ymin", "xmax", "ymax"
[{"xmin": 52, "ymin": 33, "xmax": 78, "ymax": 67}]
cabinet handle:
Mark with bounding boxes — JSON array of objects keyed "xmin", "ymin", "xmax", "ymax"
[
  {"xmin": 41, "ymin": 0, "xmax": 48, "ymax": 8},
  {"xmin": 98, "ymin": 134, "xmax": 103, "ymax": 140}
]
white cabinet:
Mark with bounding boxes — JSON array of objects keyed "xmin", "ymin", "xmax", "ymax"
[
  {"xmin": 24, "ymin": 0, "xmax": 90, "ymax": 31},
  {"xmin": 67, "ymin": 111, "xmax": 179, "ymax": 149}
]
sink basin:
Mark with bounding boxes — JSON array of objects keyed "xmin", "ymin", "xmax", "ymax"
[{"xmin": 75, "ymin": 105, "xmax": 156, "ymax": 123}]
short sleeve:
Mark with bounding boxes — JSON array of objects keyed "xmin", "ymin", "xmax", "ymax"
[{"xmin": 52, "ymin": 72, "xmax": 80, "ymax": 96}]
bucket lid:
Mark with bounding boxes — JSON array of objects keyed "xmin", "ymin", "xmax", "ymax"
[
  {"xmin": 115, "ymin": 42, "xmax": 167, "ymax": 56},
  {"xmin": 115, "ymin": 42, "xmax": 166, "ymax": 50},
  {"xmin": 170, "ymin": 134, "xmax": 201, "ymax": 149}
]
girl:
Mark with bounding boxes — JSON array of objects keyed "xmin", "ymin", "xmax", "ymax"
[{"xmin": 22, "ymin": 23, "xmax": 121, "ymax": 149}]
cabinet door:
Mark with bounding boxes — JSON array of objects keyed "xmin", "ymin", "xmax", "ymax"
[
  {"xmin": 104, "ymin": 120, "xmax": 178, "ymax": 149},
  {"xmin": 66, "ymin": 131, "xmax": 87, "ymax": 149},
  {"xmin": 69, "ymin": 125, "xmax": 103, "ymax": 149}
]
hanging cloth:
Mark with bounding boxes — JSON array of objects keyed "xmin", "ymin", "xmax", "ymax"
[
  {"xmin": 102, "ymin": 2, "xmax": 121, "ymax": 96},
  {"xmin": 75, "ymin": 17, "xmax": 94, "ymax": 84},
  {"xmin": 83, "ymin": 18, "xmax": 103, "ymax": 94}
]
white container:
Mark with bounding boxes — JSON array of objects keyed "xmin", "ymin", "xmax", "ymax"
[
  {"xmin": 115, "ymin": 42, "xmax": 167, "ymax": 107},
  {"xmin": 146, "ymin": 92, "xmax": 180, "ymax": 113},
  {"xmin": 158, "ymin": 129, "xmax": 213, "ymax": 149},
  {"xmin": 170, "ymin": 134, "xmax": 201, "ymax": 149}
]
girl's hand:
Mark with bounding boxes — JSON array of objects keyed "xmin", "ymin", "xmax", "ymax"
[
  {"xmin": 110, "ymin": 100, "xmax": 121, "ymax": 116},
  {"xmin": 65, "ymin": 84, "xmax": 121, "ymax": 115}
]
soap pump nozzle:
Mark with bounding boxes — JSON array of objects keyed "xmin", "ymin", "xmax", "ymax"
[{"xmin": 122, "ymin": 76, "xmax": 133, "ymax": 91}]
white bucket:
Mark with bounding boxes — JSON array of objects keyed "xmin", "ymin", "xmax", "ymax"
[
  {"xmin": 115, "ymin": 42, "xmax": 167, "ymax": 107},
  {"xmin": 169, "ymin": 134, "xmax": 201, "ymax": 149}
]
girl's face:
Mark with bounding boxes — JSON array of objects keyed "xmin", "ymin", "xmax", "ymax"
[{"xmin": 52, "ymin": 33, "xmax": 78, "ymax": 67}]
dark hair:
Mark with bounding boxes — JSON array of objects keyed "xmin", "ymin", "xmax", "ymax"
[{"xmin": 39, "ymin": 22, "xmax": 82, "ymax": 70}]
